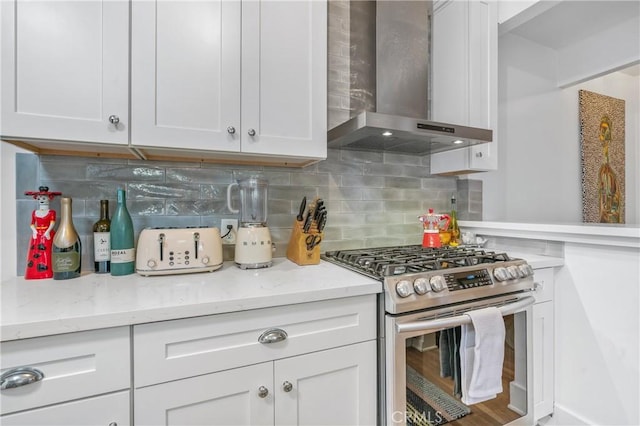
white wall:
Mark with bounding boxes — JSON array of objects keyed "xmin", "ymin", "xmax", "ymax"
[
  {"xmin": 553, "ymin": 243, "xmax": 640, "ymax": 425},
  {"xmin": 481, "ymin": 32, "xmax": 640, "ymax": 224}
]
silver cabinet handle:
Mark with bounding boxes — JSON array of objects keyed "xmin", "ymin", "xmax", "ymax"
[
  {"xmin": 108, "ymin": 423, "xmax": 118, "ymax": 426},
  {"xmin": 248, "ymin": 128, "xmax": 256, "ymax": 137},
  {"xmin": 227, "ymin": 126, "xmax": 236, "ymax": 134},
  {"xmin": 258, "ymin": 386, "xmax": 269, "ymax": 398},
  {"xmin": 258, "ymin": 328, "xmax": 288, "ymax": 344},
  {"xmin": 283, "ymin": 381, "xmax": 293, "ymax": 393},
  {"xmin": 475, "ymin": 151, "xmax": 483, "ymax": 158},
  {"xmin": 0, "ymin": 367, "xmax": 44, "ymax": 390},
  {"xmin": 108, "ymin": 115, "xmax": 120, "ymax": 125}
]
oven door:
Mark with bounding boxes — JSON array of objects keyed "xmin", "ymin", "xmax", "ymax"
[{"xmin": 384, "ymin": 295, "xmax": 535, "ymax": 426}]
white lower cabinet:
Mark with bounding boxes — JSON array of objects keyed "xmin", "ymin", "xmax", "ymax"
[
  {"xmin": 133, "ymin": 295, "xmax": 378, "ymax": 425},
  {"xmin": 274, "ymin": 342, "xmax": 377, "ymax": 425},
  {"xmin": 532, "ymin": 268, "xmax": 555, "ymax": 421},
  {"xmin": 135, "ymin": 341, "xmax": 376, "ymax": 426},
  {"xmin": 0, "ymin": 327, "xmax": 131, "ymax": 424},
  {"xmin": 135, "ymin": 363, "xmax": 272, "ymax": 426},
  {"xmin": 1, "ymin": 391, "xmax": 130, "ymax": 426}
]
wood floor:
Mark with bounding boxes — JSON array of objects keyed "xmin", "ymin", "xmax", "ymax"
[{"xmin": 405, "ymin": 315, "xmax": 523, "ymax": 426}]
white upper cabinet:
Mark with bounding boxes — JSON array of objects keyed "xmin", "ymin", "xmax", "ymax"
[
  {"xmin": 239, "ymin": 0, "xmax": 327, "ymax": 160},
  {"xmin": 131, "ymin": 0, "xmax": 327, "ymax": 162},
  {"xmin": 430, "ymin": 0, "xmax": 498, "ymax": 175},
  {"xmin": 2, "ymin": 0, "xmax": 326, "ymax": 166},
  {"xmin": 1, "ymin": 0, "xmax": 129, "ymax": 145},
  {"xmin": 131, "ymin": 0, "xmax": 241, "ymax": 153}
]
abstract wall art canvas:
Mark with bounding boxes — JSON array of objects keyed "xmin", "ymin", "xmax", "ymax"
[{"xmin": 579, "ymin": 90, "xmax": 625, "ymax": 223}]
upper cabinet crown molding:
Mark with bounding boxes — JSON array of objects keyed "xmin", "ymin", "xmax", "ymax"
[{"xmin": 1, "ymin": 0, "xmax": 327, "ymax": 167}]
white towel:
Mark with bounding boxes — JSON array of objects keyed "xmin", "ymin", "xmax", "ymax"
[{"xmin": 460, "ymin": 307, "xmax": 505, "ymax": 405}]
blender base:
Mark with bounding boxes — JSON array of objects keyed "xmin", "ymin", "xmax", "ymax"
[{"xmin": 234, "ymin": 226, "xmax": 273, "ymax": 268}]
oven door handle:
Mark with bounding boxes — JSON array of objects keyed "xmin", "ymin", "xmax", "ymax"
[{"xmin": 395, "ymin": 296, "xmax": 535, "ymax": 334}]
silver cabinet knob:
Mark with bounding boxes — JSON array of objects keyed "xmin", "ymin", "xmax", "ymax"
[
  {"xmin": 108, "ymin": 115, "xmax": 120, "ymax": 125},
  {"xmin": 248, "ymin": 128, "xmax": 256, "ymax": 137},
  {"xmin": 108, "ymin": 423, "xmax": 118, "ymax": 426},
  {"xmin": 227, "ymin": 126, "xmax": 236, "ymax": 134},
  {"xmin": 283, "ymin": 381, "xmax": 293, "ymax": 393},
  {"xmin": 475, "ymin": 151, "xmax": 483, "ymax": 158},
  {"xmin": 258, "ymin": 386, "xmax": 269, "ymax": 398},
  {"xmin": 0, "ymin": 367, "xmax": 44, "ymax": 390}
]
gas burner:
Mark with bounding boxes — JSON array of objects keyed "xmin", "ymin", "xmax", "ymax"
[{"xmin": 323, "ymin": 245, "xmax": 511, "ymax": 279}]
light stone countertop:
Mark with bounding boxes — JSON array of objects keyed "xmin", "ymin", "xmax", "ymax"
[
  {"xmin": 0, "ymin": 258, "xmax": 381, "ymax": 342},
  {"xmin": 0, "ymin": 250, "xmax": 565, "ymax": 342}
]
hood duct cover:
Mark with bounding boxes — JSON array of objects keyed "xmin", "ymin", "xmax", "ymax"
[{"xmin": 327, "ymin": 0, "xmax": 492, "ymax": 155}]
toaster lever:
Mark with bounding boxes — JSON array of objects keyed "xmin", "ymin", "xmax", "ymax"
[
  {"xmin": 194, "ymin": 232, "xmax": 200, "ymax": 259},
  {"xmin": 159, "ymin": 233, "xmax": 165, "ymax": 261}
]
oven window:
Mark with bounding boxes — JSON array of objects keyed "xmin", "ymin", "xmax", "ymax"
[{"xmin": 404, "ymin": 313, "xmax": 526, "ymax": 425}]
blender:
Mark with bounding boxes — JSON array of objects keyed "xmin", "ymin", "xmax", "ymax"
[{"xmin": 227, "ymin": 176, "xmax": 272, "ymax": 269}]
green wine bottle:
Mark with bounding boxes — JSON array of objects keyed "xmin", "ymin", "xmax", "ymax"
[
  {"xmin": 52, "ymin": 197, "xmax": 82, "ymax": 280},
  {"xmin": 110, "ymin": 189, "xmax": 135, "ymax": 276}
]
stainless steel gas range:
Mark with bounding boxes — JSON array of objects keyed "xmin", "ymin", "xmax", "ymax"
[{"xmin": 324, "ymin": 245, "xmax": 537, "ymax": 426}]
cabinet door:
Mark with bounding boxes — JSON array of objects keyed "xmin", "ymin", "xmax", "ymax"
[
  {"xmin": 0, "ymin": 0, "xmax": 128, "ymax": 144},
  {"xmin": 1, "ymin": 391, "xmax": 130, "ymax": 426},
  {"xmin": 240, "ymin": 0, "xmax": 327, "ymax": 160},
  {"xmin": 135, "ymin": 363, "xmax": 273, "ymax": 426},
  {"xmin": 430, "ymin": 0, "xmax": 497, "ymax": 174},
  {"xmin": 131, "ymin": 0, "xmax": 241, "ymax": 152},
  {"xmin": 274, "ymin": 341, "xmax": 377, "ymax": 426},
  {"xmin": 532, "ymin": 301, "xmax": 554, "ymax": 421}
]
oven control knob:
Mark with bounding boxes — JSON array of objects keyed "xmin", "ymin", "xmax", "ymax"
[
  {"xmin": 396, "ymin": 280, "xmax": 414, "ymax": 298},
  {"xmin": 429, "ymin": 275, "xmax": 447, "ymax": 292},
  {"xmin": 507, "ymin": 265, "xmax": 520, "ymax": 279},
  {"xmin": 413, "ymin": 278, "xmax": 430, "ymax": 295},
  {"xmin": 493, "ymin": 267, "xmax": 509, "ymax": 282},
  {"xmin": 519, "ymin": 264, "xmax": 534, "ymax": 277}
]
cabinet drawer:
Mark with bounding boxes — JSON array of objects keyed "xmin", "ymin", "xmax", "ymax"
[
  {"xmin": 0, "ymin": 327, "xmax": 130, "ymax": 415},
  {"xmin": 134, "ymin": 295, "xmax": 377, "ymax": 387},
  {"xmin": 1, "ymin": 390, "xmax": 130, "ymax": 426},
  {"xmin": 533, "ymin": 268, "xmax": 554, "ymax": 303}
]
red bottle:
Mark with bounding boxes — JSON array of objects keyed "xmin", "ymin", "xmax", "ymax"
[{"xmin": 24, "ymin": 186, "xmax": 62, "ymax": 279}]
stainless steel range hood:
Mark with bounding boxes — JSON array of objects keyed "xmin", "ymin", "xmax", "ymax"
[{"xmin": 327, "ymin": 1, "xmax": 492, "ymax": 155}]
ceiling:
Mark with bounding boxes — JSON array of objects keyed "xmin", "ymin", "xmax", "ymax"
[{"xmin": 508, "ymin": 1, "xmax": 640, "ymax": 50}]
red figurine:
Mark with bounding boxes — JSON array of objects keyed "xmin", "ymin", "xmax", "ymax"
[{"xmin": 24, "ymin": 186, "xmax": 62, "ymax": 279}]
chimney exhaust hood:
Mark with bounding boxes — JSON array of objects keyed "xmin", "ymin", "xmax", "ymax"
[{"xmin": 327, "ymin": 1, "xmax": 492, "ymax": 155}]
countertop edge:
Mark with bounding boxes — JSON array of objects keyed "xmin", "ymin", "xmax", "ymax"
[
  {"xmin": 1, "ymin": 259, "xmax": 381, "ymax": 342},
  {"xmin": 459, "ymin": 221, "xmax": 640, "ymax": 248},
  {"xmin": 1, "ymin": 284, "xmax": 381, "ymax": 342}
]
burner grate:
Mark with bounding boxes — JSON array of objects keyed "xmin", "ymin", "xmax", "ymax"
[{"xmin": 323, "ymin": 245, "xmax": 511, "ymax": 279}]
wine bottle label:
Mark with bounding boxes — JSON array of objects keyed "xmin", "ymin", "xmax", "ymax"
[
  {"xmin": 111, "ymin": 248, "xmax": 135, "ymax": 263},
  {"xmin": 53, "ymin": 252, "xmax": 81, "ymax": 272},
  {"xmin": 94, "ymin": 232, "xmax": 111, "ymax": 262}
]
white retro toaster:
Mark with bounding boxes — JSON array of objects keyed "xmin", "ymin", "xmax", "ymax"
[{"xmin": 136, "ymin": 227, "xmax": 223, "ymax": 276}]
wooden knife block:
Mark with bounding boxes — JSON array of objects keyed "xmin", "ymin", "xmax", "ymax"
[{"xmin": 286, "ymin": 220, "xmax": 323, "ymax": 266}]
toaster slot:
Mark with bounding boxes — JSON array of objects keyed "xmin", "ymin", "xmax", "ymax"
[
  {"xmin": 159, "ymin": 233, "xmax": 165, "ymax": 261},
  {"xmin": 194, "ymin": 232, "xmax": 200, "ymax": 259}
]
